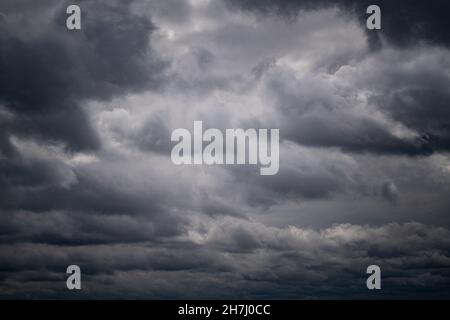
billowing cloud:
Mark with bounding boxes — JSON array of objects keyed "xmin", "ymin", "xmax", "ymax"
[
  {"xmin": 1, "ymin": 0, "xmax": 450, "ymax": 299},
  {"xmin": 226, "ymin": 0, "xmax": 450, "ymax": 47},
  {"xmin": 1, "ymin": 219, "xmax": 450, "ymax": 298},
  {"xmin": 0, "ymin": 0, "xmax": 166, "ymax": 151}
]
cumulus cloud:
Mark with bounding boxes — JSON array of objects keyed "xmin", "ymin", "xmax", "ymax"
[
  {"xmin": 1, "ymin": 0, "xmax": 450, "ymax": 299},
  {"xmin": 1, "ymin": 219, "xmax": 450, "ymax": 298},
  {"xmin": 226, "ymin": 0, "xmax": 450, "ymax": 47},
  {"xmin": 0, "ymin": 0, "xmax": 166, "ymax": 151}
]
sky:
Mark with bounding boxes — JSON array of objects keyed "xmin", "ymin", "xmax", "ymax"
[{"xmin": 1, "ymin": 0, "xmax": 450, "ymax": 299}]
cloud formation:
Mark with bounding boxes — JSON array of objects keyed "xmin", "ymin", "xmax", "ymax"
[
  {"xmin": 1, "ymin": 219, "xmax": 450, "ymax": 298},
  {"xmin": 1, "ymin": 0, "xmax": 450, "ymax": 298},
  {"xmin": 0, "ymin": 0, "xmax": 166, "ymax": 151}
]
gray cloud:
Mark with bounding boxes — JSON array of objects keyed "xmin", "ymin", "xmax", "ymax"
[
  {"xmin": 225, "ymin": 0, "xmax": 450, "ymax": 48},
  {"xmin": 256, "ymin": 46, "xmax": 450, "ymax": 156},
  {"xmin": 1, "ymin": 220, "xmax": 449, "ymax": 298},
  {"xmin": 0, "ymin": 0, "xmax": 166, "ymax": 151},
  {"xmin": 1, "ymin": 0, "xmax": 450, "ymax": 299}
]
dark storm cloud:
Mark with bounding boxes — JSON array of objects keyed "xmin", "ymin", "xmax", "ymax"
[
  {"xmin": 371, "ymin": 73, "xmax": 450, "ymax": 154},
  {"xmin": 0, "ymin": 0, "xmax": 166, "ymax": 151},
  {"xmin": 225, "ymin": 0, "xmax": 450, "ymax": 47},
  {"xmin": 358, "ymin": 47, "xmax": 450, "ymax": 155},
  {"xmin": 222, "ymin": 1, "xmax": 450, "ymax": 155},
  {"xmin": 0, "ymin": 210, "xmax": 186, "ymax": 245},
  {"xmin": 284, "ymin": 114, "xmax": 428, "ymax": 156},
  {"xmin": 1, "ymin": 221, "xmax": 450, "ymax": 298},
  {"xmin": 229, "ymin": 160, "xmax": 344, "ymax": 206},
  {"xmin": 0, "ymin": 151, "xmax": 189, "ymax": 219},
  {"xmin": 253, "ymin": 44, "xmax": 450, "ymax": 156},
  {"xmin": 1, "ymin": 0, "xmax": 450, "ymax": 300},
  {"xmin": 0, "ymin": 0, "xmax": 174, "ymax": 249}
]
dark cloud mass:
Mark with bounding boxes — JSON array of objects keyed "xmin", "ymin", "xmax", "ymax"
[
  {"xmin": 0, "ymin": 0, "xmax": 166, "ymax": 151},
  {"xmin": 226, "ymin": 0, "xmax": 450, "ymax": 47},
  {"xmin": 227, "ymin": 0, "xmax": 450, "ymax": 156},
  {"xmin": 1, "ymin": 221, "xmax": 450, "ymax": 298},
  {"xmin": 1, "ymin": 0, "xmax": 450, "ymax": 299}
]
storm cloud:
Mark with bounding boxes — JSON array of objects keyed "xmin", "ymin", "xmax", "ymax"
[
  {"xmin": 226, "ymin": 0, "xmax": 450, "ymax": 47},
  {"xmin": 0, "ymin": 0, "xmax": 166, "ymax": 151},
  {"xmin": 1, "ymin": 0, "xmax": 450, "ymax": 299}
]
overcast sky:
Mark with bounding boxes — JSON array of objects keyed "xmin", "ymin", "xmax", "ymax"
[{"xmin": 1, "ymin": 0, "xmax": 450, "ymax": 298}]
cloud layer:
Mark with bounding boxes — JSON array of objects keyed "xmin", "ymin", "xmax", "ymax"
[{"xmin": 1, "ymin": 0, "xmax": 450, "ymax": 298}]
